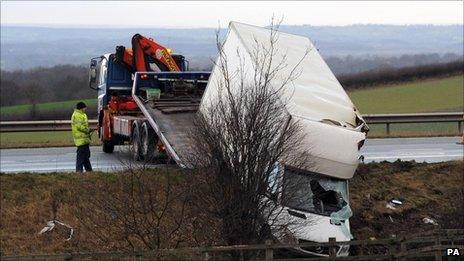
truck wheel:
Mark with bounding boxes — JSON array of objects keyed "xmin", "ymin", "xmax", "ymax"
[
  {"xmin": 131, "ymin": 121, "xmax": 143, "ymax": 161},
  {"xmin": 141, "ymin": 122, "xmax": 158, "ymax": 162},
  {"xmin": 102, "ymin": 140, "xmax": 114, "ymax": 153}
]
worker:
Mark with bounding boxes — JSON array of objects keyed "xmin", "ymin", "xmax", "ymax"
[{"xmin": 71, "ymin": 102, "xmax": 93, "ymax": 172}]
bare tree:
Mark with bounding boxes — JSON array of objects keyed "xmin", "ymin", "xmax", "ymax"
[
  {"xmin": 25, "ymin": 82, "xmax": 43, "ymax": 120},
  {"xmin": 187, "ymin": 19, "xmax": 314, "ymax": 254},
  {"xmin": 73, "ymin": 167, "xmax": 192, "ymax": 256}
]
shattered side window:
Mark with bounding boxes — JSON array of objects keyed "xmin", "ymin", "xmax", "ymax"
[{"xmin": 281, "ymin": 167, "xmax": 349, "ymax": 216}]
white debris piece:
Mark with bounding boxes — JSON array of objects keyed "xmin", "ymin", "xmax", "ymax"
[
  {"xmin": 39, "ymin": 220, "xmax": 56, "ymax": 234},
  {"xmin": 422, "ymin": 217, "xmax": 438, "ymax": 226},
  {"xmin": 38, "ymin": 220, "xmax": 74, "ymax": 241},
  {"xmin": 386, "ymin": 202, "xmax": 396, "ymax": 210}
]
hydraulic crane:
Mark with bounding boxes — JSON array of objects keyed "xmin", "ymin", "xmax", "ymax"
[{"xmin": 115, "ymin": 33, "xmax": 181, "ymax": 73}]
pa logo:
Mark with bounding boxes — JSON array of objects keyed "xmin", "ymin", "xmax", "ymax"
[{"xmin": 446, "ymin": 248, "xmax": 461, "ymax": 256}]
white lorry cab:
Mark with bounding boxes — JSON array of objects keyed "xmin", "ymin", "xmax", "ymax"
[{"xmin": 201, "ymin": 22, "xmax": 369, "ymax": 257}]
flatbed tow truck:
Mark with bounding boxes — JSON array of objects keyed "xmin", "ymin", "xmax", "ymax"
[{"xmin": 89, "ymin": 33, "xmax": 210, "ymax": 165}]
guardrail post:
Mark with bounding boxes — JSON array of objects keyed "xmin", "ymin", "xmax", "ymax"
[
  {"xmin": 458, "ymin": 121, "xmax": 462, "ymax": 134},
  {"xmin": 265, "ymin": 240, "xmax": 273, "ymax": 261},
  {"xmin": 386, "ymin": 123, "xmax": 391, "ymax": 136},
  {"xmin": 329, "ymin": 237, "xmax": 336, "ymax": 259}
]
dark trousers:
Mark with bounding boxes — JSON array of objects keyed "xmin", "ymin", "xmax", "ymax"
[{"xmin": 76, "ymin": 144, "xmax": 92, "ymax": 172}]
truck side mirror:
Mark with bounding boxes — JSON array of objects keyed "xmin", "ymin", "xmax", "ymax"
[{"xmin": 89, "ymin": 59, "xmax": 99, "ymax": 90}]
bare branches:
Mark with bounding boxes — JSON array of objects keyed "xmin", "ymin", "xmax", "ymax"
[{"xmin": 73, "ymin": 168, "xmax": 191, "ymax": 253}]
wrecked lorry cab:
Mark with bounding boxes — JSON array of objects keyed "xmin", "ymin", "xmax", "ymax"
[{"xmin": 201, "ymin": 22, "xmax": 368, "ymax": 257}]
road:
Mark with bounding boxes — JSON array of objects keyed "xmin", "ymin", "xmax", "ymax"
[
  {"xmin": 0, "ymin": 137, "xmax": 462, "ymax": 173},
  {"xmin": 361, "ymin": 136, "xmax": 463, "ymax": 163}
]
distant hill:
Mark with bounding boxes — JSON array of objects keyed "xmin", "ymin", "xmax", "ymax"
[{"xmin": 1, "ymin": 24, "xmax": 463, "ymax": 73}]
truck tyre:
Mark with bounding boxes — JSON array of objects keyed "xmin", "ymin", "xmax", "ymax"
[
  {"xmin": 102, "ymin": 140, "xmax": 114, "ymax": 153},
  {"xmin": 141, "ymin": 121, "xmax": 158, "ymax": 162},
  {"xmin": 131, "ymin": 121, "xmax": 143, "ymax": 161}
]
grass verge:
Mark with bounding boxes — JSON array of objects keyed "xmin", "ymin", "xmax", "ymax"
[
  {"xmin": 0, "ymin": 131, "xmax": 101, "ymax": 149},
  {"xmin": 350, "ymin": 160, "xmax": 463, "ymax": 239},
  {"xmin": 0, "ymin": 161, "xmax": 462, "ymax": 255},
  {"xmin": 366, "ymin": 122, "xmax": 461, "ymax": 138}
]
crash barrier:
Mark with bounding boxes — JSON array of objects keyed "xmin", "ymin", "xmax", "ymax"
[
  {"xmin": 0, "ymin": 112, "xmax": 463, "ymax": 135},
  {"xmin": 0, "ymin": 120, "xmax": 98, "ymax": 132},
  {"xmin": 1, "ymin": 229, "xmax": 462, "ymax": 260},
  {"xmin": 363, "ymin": 112, "xmax": 464, "ymax": 135}
]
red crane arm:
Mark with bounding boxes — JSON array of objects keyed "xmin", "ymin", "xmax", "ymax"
[{"xmin": 115, "ymin": 34, "xmax": 180, "ymax": 72}]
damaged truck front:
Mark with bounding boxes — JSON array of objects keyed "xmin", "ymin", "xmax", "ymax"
[{"xmin": 201, "ymin": 22, "xmax": 369, "ymax": 257}]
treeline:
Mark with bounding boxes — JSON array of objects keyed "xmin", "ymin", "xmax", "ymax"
[
  {"xmin": 1, "ymin": 59, "xmax": 463, "ymax": 108},
  {"xmin": 0, "ymin": 65, "xmax": 91, "ymax": 107},
  {"xmin": 326, "ymin": 53, "xmax": 462, "ymax": 75},
  {"xmin": 338, "ymin": 60, "xmax": 464, "ymax": 90}
]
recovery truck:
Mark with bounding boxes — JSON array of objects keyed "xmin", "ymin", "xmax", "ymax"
[
  {"xmin": 89, "ymin": 33, "xmax": 210, "ymax": 164},
  {"xmin": 88, "ymin": 22, "xmax": 368, "ymax": 257}
]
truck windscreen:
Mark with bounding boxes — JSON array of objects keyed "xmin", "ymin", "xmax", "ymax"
[{"xmin": 282, "ymin": 169, "xmax": 348, "ymax": 216}]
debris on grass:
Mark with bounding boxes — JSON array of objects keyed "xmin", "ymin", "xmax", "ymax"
[
  {"xmin": 422, "ymin": 217, "xmax": 439, "ymax": 226},
  {"xmin": 39, "ymin": 220, "xmax": 74, "ymax": 241},
  {"xmin": 386, "ymin": 202, "xmax": 397, "ymax": 210},
  {"xmin": 390, "ymin": 198, "xmax": 403, "ymax": 205}
]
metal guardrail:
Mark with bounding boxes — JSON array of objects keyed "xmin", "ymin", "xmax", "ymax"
[
  {"xmin": 0, "ymin": 112, "xmax": 462, "ymax": 134},
  {"xmin": 0, "ymin": 120, "xmax": 98, "ymax": 132},
  {"xmin": 362, "ymin": 112, "xmax": 463, "ymax": 135}
]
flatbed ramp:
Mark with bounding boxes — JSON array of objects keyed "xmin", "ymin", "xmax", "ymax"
[{"xmin": 137, "ymin": 96, "xmax": 200, "ymax": 166}]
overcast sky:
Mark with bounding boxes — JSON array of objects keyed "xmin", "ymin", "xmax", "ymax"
[{"xmin": 1, "ymin": 1, "xmax": 463, "ymax": 28}]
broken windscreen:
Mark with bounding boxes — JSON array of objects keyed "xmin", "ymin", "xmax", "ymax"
[{"xmin": 281, "ymin": 167, "xmax": 348, "ymax": 216}]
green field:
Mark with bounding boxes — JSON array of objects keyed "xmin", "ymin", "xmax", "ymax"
[
  {"xmin": 0, "ymin": 98, "xmax": 96, "ymax": 117},
  {"xmin": 348, "ymin": 75, "xmax": 463, "ymax": 114}
]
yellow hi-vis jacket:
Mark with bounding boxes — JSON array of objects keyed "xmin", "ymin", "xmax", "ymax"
[{"xmin": 71, "ymin": 109, "xmax": 91, "ymax": 146}]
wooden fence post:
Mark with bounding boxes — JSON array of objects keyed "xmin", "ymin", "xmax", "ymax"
[
  {"xmin": 400, "ymin": 239, "xmax": 407, "ymax": 261},
  {"xmin": 329, "ymin": 237, "xmax": 337, "ymax": 259},
  {"xmin": 388, "ymin": 241, "xmax": 395, "ymax": 261},
  {"xmin": 435, "ymin": 233, "xmax": 442, "ymax": 261},
  {"xmin": 265, "ymin": 240, "xmax": 273, "ymax": 261}
]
